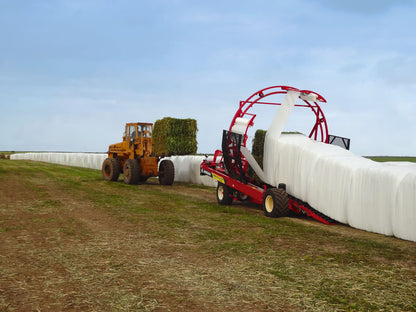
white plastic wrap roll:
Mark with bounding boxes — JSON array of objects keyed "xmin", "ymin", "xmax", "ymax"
[
  {"xmin": 264, "ymin": 90, "xmax": 300, "ymax": 185},
  {"xmin": 231, "ymin": 117, "xmax": 251, "ymax": 135}
]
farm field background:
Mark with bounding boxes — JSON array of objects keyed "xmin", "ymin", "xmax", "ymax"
[
  {"xmin": 1, "ymin": 158, "xmax": 416, "ymax": 311},
  {"xmin": 366, "ymin": 156, "xmax": 416, "ymax": 163}
]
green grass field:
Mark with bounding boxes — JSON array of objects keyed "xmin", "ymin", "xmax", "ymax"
[
  {"xmin": 366, "ymin": 156, "xmax": 416, "ymax": 162},
  {"xmin": 1, "ymin": 159, "xmax": 415, "ymax": 311}
]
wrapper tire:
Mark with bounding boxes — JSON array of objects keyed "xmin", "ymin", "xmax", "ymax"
[
  {"xmin": 217, "ymin": 183, "xmax": 233, "ymax": 205},
  {"xmin": 263, "ymin": 188, "xmax": 289, "ymax": 218}
]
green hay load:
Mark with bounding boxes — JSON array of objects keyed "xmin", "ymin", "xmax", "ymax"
[
  {"xmin": 153, "ymin": 117, "xmax": 198, "ymax": 156},
  {"xmin": 246, "ymin": 129, "xmax": 266, "ymax": 182},
  {"xmin": 252, "ymin": 129, "xmax": 266, "ymax": 169}
]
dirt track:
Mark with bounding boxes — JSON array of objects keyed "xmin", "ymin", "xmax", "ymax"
[
  {"xmin": 1, "ymin": 160, "xmax": 416, "ymax": 311},
  {"xmin": 0, "ymin": 164, "xmax": 275, "ymax": 311}
]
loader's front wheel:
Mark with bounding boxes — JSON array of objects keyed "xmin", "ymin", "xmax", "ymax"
[
  {"xmin": 123, "ymin": 159, "xmax": 140, "ymax": 184},
  {"xmin": 263, "ymin": 187, "xmax": 289, "ymax": 218},
  {"xmin": 216, "ymin": 183, "xmax": 233, "ymax": 205},
  {"xmin": 102, "ymin": 158, "xmax": 121, "ymax": 181},
  {"xmin": 158, "ymin": 159, "xmax": 175, "ymax": 185}
]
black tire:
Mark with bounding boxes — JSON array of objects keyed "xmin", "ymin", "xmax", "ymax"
[
  {"xmin": 158, "ymin": 159, "xmax": 175, "ymax": 185},
  {"xmin": 216, "ymin": 183, "xmax": 233, "ymax": 205},
  {"xmin": 123, "ymin": 159, "xmax": 140, "ymax": 184},
  {"xmin": 138, "ymin": 175, "xmax": 149, "ymax": 183},
  {"xmin": 263, "ymin": 187, "xmax": 289, "ymax": 218},
  {"xmin": 102, "ymin": 158, "xmax": 121, "ymax": 181},
  {"xmin": 136, "ymin": 159, "xmax": 148, "ymax": 183},
  {"xmin": 237, "ymin": 191, "xmax": 249, "ymax": 202}
]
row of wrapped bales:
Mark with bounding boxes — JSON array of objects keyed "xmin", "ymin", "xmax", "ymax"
[
  {"xmin": 153, "ymin": 117, "xmax": 198, "ymax": 156},
  {"xmin": 10, "ymin": 152, "xmax": 107, "ymax": 170},
  {"xmin": 247, "ymin": 91, "xmax": 415, "ymax": 242},
  {"xmin": 10, "ymin": 152, "xmax": 216, "ymax": 187},
  {"xmin": 10, "ymin": 142, "xmax": 416, "ymax": 241},
  {"xmin": 263, "ymin": 133, "xmax": 416, "ymax": 242}
]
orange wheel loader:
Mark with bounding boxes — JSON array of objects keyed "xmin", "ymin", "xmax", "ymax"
[{"xmin": 102, "ymin": 122, "xmax": 174, "ymax": 185}]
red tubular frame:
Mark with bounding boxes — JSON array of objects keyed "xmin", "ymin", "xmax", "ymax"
[{"xmin": 229, "ymin": 85, "xmax": 329, "ymax": 146}]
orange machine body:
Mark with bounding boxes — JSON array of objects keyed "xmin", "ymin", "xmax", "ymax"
[{"xmin": 107, "ymin": 122, "xmax": 158, "ymax": 178}]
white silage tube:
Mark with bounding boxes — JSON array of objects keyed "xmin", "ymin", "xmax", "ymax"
[
  {"xmin": 394, "ymin": 171, "xmax": 416, "ymax": 242},
  {"xmin": 259, "ymin": 90, "xmax": 416, "ymax": 241},
  {"xmin": 261, "ymin": 132, "xmax": 416, "ymax": 242},
  {"xmin": 166, "ymin": 155, "xmax": 217, "ymax": 187},
  {"xmin": 10, "ymin": 152, "xmax": 107, "ymax": 170},
  {"xmin": 347, "ymin": 162, "xmax": 416, "ymax": 239}
]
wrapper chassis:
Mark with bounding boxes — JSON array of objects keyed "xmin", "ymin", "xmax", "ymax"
[{"xmin": 200, "ymin": 86, "xmax": 349, "ymax": 224}]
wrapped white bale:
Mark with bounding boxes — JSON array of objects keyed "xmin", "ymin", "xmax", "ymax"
[
  {"xmin": 347, "ymin": 163, "xmax": 394, "ymax": 236},
  {"xmin": 310, "ymin": 155, "xmax": 370, "ymax": 224},
  {"xmin": 394, "ymin": 170, "xmax": 416, "ymax": 242},
  {"xmin": 338, "ymin": 161, "xmax": 415, "ymax": 239},
  {"xmin": 357, "ymin": 162, "xmax": 416, "ymax": 240},
  {"xmin": 264, "ymin": 133, "xmax": 416, "ymax": 242},
  {"xmin": 266, "ymin": 135, "xmax": 350, "ymax": 201},
  {"xmin": 166, "ymin": 155, "xmax": 217, "ymax": 187}
]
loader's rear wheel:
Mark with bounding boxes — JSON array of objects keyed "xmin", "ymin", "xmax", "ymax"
[
  {"xmin": 102, "ymin": 158, "xmax": 121, "ymax": 181},
  {"xmin": 217, "ymin": 183, "xmax": 233, "ymax": 205},
  {"xmin": 263, "ymin": 187, "xmax": 289, "ymax": 218},
  {"xmin": 123, "ymin": 159, "xmax": 140, "ymax": 184},
  {"xmin": 158, "ymin": 159, "xmax": 175, "ymax": 185}
]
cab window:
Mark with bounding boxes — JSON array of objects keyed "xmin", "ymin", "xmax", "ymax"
[
  {"xmin": 143, "ymin": 125, "xmax": 152, "ymax": 138},
  {"xmin": 128, "ymin": 125, "xmax": 136, "ymax": 139},
  {"xmin": 137, "ymin": 125, "xmax": 142, "ymax": 138}
]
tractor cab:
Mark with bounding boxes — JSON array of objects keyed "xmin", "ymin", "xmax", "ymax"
[
  {"xmin": 124, "ymin": 123, "xmax": 153, "ymax": 141},
  {"xmin": 121, "ymin": 122, "xmax": 154, "ymax": 157}
]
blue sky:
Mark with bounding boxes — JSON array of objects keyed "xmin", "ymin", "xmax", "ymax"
[{"xmin": 1, "ymin": 0, "xmax": 415, "ymax": 156}]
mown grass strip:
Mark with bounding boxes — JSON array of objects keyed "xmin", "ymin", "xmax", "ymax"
[
  {"xmin": 2, "ymin": 159, "xmax": 416, "ymax": 311},
  {"xmin": 367, "ymin": 156, "xmax": 416, "ymax": 162}
]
